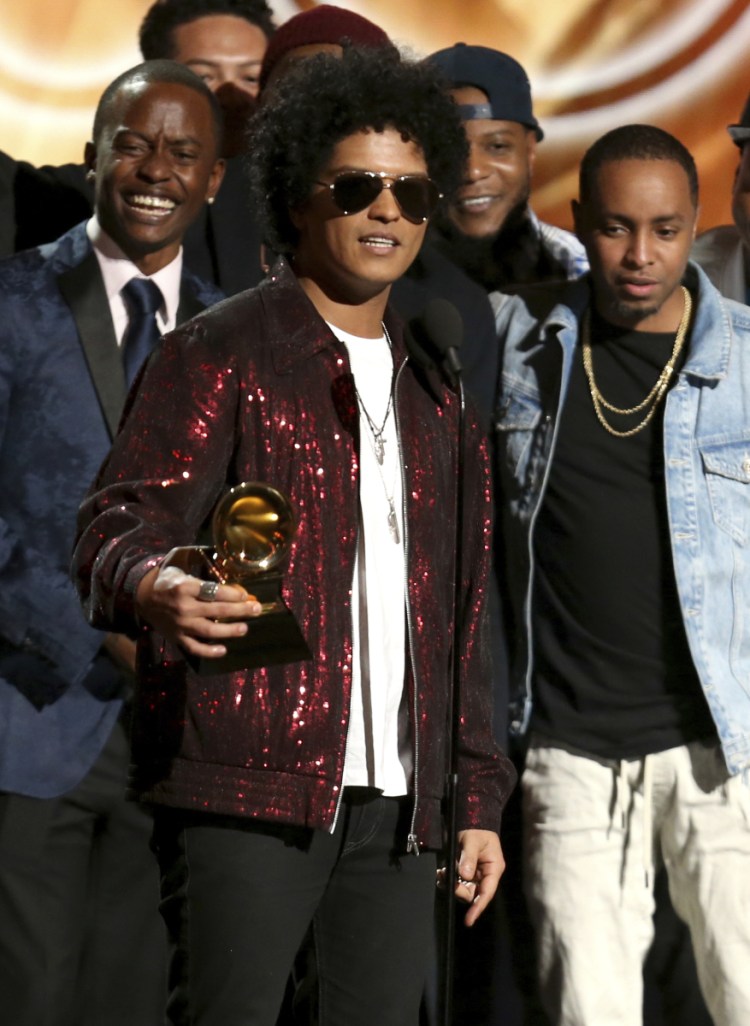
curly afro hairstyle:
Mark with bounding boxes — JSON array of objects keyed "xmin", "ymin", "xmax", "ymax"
[
  {"xmin": 139, "ymin": 0, "xmax": 275, "ymax": 60},
  {"xmin": 246, "ymin": 46, "xmax": 468, "ymax": 254}
]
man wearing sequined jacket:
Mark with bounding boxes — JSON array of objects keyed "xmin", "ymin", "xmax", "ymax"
[
  {"xmin": 73, "ymin": 48, "xmax": 515, "ymax": 1026},
  {"xmin": 492, "ymin": 125, "xmax": 750, "ymax": 1026}
]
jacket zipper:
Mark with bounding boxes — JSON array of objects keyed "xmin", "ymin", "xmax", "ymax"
[{"xmin": 393, "ymin": 359, "xmax": 421, "ymax": 855}]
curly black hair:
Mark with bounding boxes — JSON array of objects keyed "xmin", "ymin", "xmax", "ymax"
[
  {"xmin": 246, "ymin": 46, "xmax": 469, "ymax": 254},
  {"xmin": 139, "ymin": 0, "xmax": 275, "ymax": 60}
]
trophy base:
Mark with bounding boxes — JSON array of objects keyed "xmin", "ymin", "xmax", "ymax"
[
  {"xmin": 160, "ymin": 546, "xmax": 312, "ymax": 675},
  {"xmin": 194, "ymin": 608, "xmax": 312, "ymax": 676}
]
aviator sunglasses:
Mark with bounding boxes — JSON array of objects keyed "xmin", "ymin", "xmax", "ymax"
[{"xmin": 315, "ymin": 170, "xmax": 443, "ymax": 224}]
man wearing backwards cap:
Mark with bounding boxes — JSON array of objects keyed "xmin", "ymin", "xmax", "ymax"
[
  {"xmin": 692, "ymin": 91, "xmax": 750, "ymax": 304},
  {"xmin": 428, "ymin": 43, "xmax": 587, "ymax": 293},
  {"xmin": 429, "ymin": 42, "xmax": 713, "ymax": 1026}
]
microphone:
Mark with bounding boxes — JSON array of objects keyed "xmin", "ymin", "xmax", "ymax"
[
  {"xmin": 407, "ymin": 300, "xmax": 467, "ymax": 1026},
  {"xmin": 406, "ymin": 299, "xmax": 464, "ymax": 385}
]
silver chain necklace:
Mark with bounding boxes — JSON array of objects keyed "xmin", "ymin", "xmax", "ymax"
[
  {"xmin": 351, "ymin": 324, "xmax": 400, "ymax": 543},
  {"xmin": 351, "ymin": 325, "xmax": 395, "ymax": 465}
]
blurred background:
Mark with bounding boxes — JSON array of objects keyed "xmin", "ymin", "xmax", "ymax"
[{"xmin": 2, "ymin": 0, "xmax": 749, "ymax": 230}]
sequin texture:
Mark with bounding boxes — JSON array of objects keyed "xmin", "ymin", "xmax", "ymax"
[{"xmin": 72, "ymin": 259, "xmax": 515, "ymax": 848}]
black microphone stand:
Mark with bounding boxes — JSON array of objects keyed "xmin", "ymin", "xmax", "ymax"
[
  {"xmin": 405, "ymin": 302, "xmax": 466, "ymax": 1026},
  {"xmin": 440, "ymin": 347, "xmax": 465, "ymax": 1026}
]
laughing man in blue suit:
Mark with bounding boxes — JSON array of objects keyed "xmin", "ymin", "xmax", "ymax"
[{"xmin": 0, "ymin": 60, "xmax": 224, "ymax": 1026}]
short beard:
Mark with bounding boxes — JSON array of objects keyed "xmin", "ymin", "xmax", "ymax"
[
  {"xmin": 607, "ymin": 298, "xmax": 662, "ymax": 326},
  {"xmin": 430, "ymin": 198, "xmax": 531, "ymax": 291}
]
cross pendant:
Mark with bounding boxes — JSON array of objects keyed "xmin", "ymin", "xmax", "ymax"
[{"xmin": 374, "ymin": 436, "xmax": 385, "ymax": 465}]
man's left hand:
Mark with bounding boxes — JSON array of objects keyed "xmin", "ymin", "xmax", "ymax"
[{"xmin": 454, "ymin": 829, "xmax": 505, "ymax": 926}]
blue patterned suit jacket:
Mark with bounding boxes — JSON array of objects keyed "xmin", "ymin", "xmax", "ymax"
[{"xmin": 0, "ymin": 222, "xmax": 223, "ymax": 797}]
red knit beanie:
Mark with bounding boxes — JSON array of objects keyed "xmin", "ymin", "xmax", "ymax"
[{"xmin": 259, "ymin": 4, "xmax": 394, "ymax": 91}]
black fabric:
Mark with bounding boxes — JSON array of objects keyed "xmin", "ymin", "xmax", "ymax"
[
  {"xmin": 153, "ymin": 791, "xmax": 436, "ymax": 1026},
  {"xmin": 0, "ymin": 156, "xmax": 92, "ymax": 257},
  {"xmin": 0, "ymin": 718, "xmax": 165, "ymax": 1026},
  {"xmin": 430, "ymin": 205, "xmax": 572, "ymax": 294},
  {"xmin": 393, "ymin": 242, "xmax": 499, "ymax": 427},
  {"xmin": 531, "ymin": 308, "xmax": 715, "ymax": 759}
]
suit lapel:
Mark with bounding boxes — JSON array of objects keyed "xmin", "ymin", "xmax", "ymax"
[{"xmin": 58, "ymin": 251, "xmax": 126, "ymax": 439}]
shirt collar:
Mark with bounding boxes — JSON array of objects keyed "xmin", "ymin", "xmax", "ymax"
[{"xmin": 86, "ymin": 215, "xmax": 183, "ymax": 331}]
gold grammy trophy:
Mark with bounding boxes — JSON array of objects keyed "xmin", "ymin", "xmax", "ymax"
[{"xmin": 162, "ymin": 482, "xmax": 312, "ymax": 674}]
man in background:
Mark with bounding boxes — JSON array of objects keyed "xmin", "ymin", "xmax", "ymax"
[
  {"xmin": 692, "ymin": 90, "xmax": 750, "ymax": 303},
  {"xmin": 493, "ymin": 123, "xmax": 750, "ymax": 1026},
  {"xmin": 0, "ymin": 60, "xmax": 224, "ymax": 1026},
  {"xmin": 425, "ymin": 42, "xmax": 587, "ymax": 424},
  {"xmin": 426, "ymin": 43, "xmax": 711, "ymax": 1026},
  {"xmin": 427, "ymin": 42, "xmax": 587, "ymax": 295},
  {"xmin": 1, "ymin": 0, "xmax": 274, "ymax": 294},
  {"xmin": 141, "ymin": 0, "xmax": 274, "ymax": 158}
]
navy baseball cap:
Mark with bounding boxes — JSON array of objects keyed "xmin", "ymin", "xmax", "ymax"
[
  {"xmin": 728, "ymin": 91, "xmax": 750, "ymax": 148},
  {"xmin": 428, "ymin": 42, "xmax": 543, "ymax": 140}
]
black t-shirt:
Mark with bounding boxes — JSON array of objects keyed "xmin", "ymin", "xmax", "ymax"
[{"xmin": 531, "ymin": 304, "xmax": 716, "ymax": 759}]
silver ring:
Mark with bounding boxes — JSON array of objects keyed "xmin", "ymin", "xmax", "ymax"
[{"xmin": 198, "ymin": 580, "xmax": 220, "ymax": 602}]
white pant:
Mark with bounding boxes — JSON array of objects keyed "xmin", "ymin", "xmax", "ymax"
[{"xmin": 522, "ymin": 737, "xmax": 750, "ymax": 1026}]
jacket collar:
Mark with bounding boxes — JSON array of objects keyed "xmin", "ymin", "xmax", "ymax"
[
  {"xmin": 259, "ymin": 256, "xmax": 407, "ymax": 375},
  {"xmin": 681, "ymin": 261, "xmax": 736, "ymax": 382},
  {"xmin": 540, "ymin": 275, "xmax": 591, "ymax": 340},
  {"xmin": 541, "ymin": 264, "xmax": 740, "ymax": 383}
]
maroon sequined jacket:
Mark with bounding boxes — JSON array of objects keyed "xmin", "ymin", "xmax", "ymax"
[{"xmin": 73, "ymin": 259, "xmax": 515, "ymax": 850}]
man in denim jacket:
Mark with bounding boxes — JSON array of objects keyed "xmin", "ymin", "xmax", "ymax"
[{"xmin": 492, "ymin": 124, "xmax": 750, "ymax": 1026}]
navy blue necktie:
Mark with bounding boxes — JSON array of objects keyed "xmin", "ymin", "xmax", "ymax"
[{"xmin": 121, "ymin": 278, "xmax": 163, "ymax": 386}]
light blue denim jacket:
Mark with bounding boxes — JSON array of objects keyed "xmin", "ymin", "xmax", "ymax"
[{"xmin": 491, "ymin": 264, "xmax": 750, "ymax": 775}]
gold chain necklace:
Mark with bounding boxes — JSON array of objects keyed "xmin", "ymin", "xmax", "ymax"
[{"xmin": 582, "ymin": 286, "xmax": 692, "ymax": 438}]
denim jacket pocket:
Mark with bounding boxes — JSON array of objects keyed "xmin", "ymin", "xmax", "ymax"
[
  {"xmin": 700, "ymin": 439, "xmax": 750, "ymax": 546},
  {"xmin": 495, "ymin": 391, "xmax": 542, "ymax": 480}
]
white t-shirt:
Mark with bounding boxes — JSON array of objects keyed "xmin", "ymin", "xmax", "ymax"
[{"xmin": 328, "ymin": 323, "xmax": 411, "ymax": 796}]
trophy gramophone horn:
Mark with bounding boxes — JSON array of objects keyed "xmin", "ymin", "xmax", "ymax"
[
  {"xmin": 212, "ymin": 482, "xmax": 296, "ymax": 576},
  {"xmin": 160, "ymin": 481, "xmax": 311, "ymax": 674}
]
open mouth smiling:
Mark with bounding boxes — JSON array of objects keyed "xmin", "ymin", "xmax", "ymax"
[{"xmin": 125, "ymin": 193, "xmax": 178, "ymax": 215}]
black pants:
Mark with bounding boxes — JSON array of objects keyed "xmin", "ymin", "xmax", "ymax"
[
  {"xmin": 0, "ymin": 717, "xmax": 166, "ymax": 1026},
  {"xmin": 154, "ymin": 788, "xmax": 437, "ymax": 1026}
]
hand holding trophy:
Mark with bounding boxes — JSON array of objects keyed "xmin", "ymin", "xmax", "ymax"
[{"xmin": 160, "ymin": 482, "xmax": 312, "ymax": 674}]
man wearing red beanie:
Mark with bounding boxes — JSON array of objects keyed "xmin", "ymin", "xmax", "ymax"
[{"xmin": 260, "ymin": 3, "xmax": 396, "ymax": 91}]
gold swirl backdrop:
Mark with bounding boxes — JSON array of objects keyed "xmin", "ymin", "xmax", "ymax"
[{"xmin": 2, "ymin": 0, "xmax": 749, "ymax": 230}]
